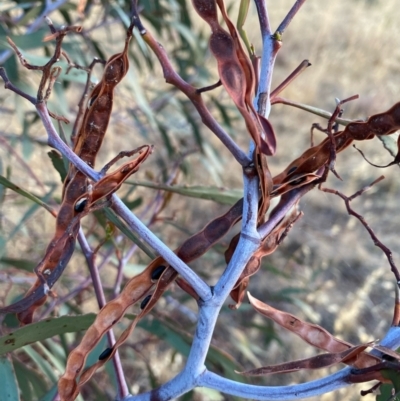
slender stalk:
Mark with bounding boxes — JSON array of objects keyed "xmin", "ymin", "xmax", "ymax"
[
  {"xmin": 255, "ymin": 0, "xmax": 308, "ymax": 118},
  {"xmin": 276, "ymin": 0, "xmax": 308, "ymax": 35},
  {"xmin": 321, "ymin": 176, "xmax": 400, "ymax": 284},
  {"xmin": 272, "ymin": 96, "xmax": 354, "ymax": 126},
  {"xmin": 77, "ymin": 230, "xmax": 129, "ymax": 400},
  {"xmin": 137, "ymin": 26, "xmax": 251, "ymax": 166}
]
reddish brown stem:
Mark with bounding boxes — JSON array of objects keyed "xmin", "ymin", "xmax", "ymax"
[{"xmin": 321, "ymin": 176, "xmax": 400, "ymax": 284}]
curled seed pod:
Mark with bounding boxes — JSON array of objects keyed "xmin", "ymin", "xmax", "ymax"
[
  {"xmin": 276, "ymin": 101, "xmax": 400, "ymax": 184},
  {"xmin": 88, "ymin": 146, "xmax": 152, "ymax": 204},
  {"xmin": 151, "ymin": 265, "xmax": 167, "ymax": 281},
  {"xmin": 60, "ymin": 196, "xmax": 246, "ymax": 399},
  {"xmin": 140, "ymin": 295, "xmax": 152, "ymax": 310},
  {"xmin": 0, "ymin": 28, "xmax": 135, "ymax": 325},
  {"xmin": 98, "ymin": 347, "xmax": 113, "ymax": 361},
  {"xmin": 247, "ymin": 293, "xmax": 381, "ymax": 369}
]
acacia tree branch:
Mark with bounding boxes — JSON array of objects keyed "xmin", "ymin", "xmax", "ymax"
[
  {"xmin": 254, "ymin": 25, "xmax": 280, "ymax": 118},
  {"xmin": 254, "ymin": 0, "xmax": 272, "ymax": 37},
  {"xmin": 124, "ymin": 176, "xmax": 318, "ymax": 401},
  {"xmin": 3, "ymin": 1, "xmax": 398, "ymax": 400},
  {"xmin": 134, "ymin": 21, "xmax": 251, "ymax": 166},
  {"xmin": 125, "ymin": 325, "xmax": 400, "ymax": 401},
  {"xmin": 124, "ymin": 1, "xmax": 313, "ymax": 396},
  {"xmin": 110, "ymin": 196, "xmax": 212, "ymax": 301},
  {"xmin": 122, "ymin": 2, "xmax": 321, "ymax": 399},
  {"xmin": 0, "ymin": 0, "xmax": 69, "ymax": 65},
  {"xmin": 33, "ymin": 101, "xmax": 212, "ymax": 301},
  {"xmin": 214, "ymin": 162, "xmax": 260, "ymax": 296},
  {"xmin": 124, "ymin": 154, "xmax": 262, "ymax": 401},
  {"xmin": 35, "ymin": 102, "xmax": 102, "ymax": 181},
  {"xmin": 0, "ymin": 68, "xmax": 37, "ymax": 103},
  {"xmin": 255, "ymin": 0, "xmax": 307, "ymax": 117},
  {"xmin": 197, "ymin": 369, "xmax": 351, "ymax": 401}
]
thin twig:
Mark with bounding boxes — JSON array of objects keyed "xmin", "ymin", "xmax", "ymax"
[
  {"xmin": 77, "ymin": 230, "xmax": 129, "ymax": 400},
  {"xmin": 320, "ymin": 176, "xmax": 400, "ymax": 284},
  {"xmin": 271, "ymin": 96, "xmax": 355, "ymax": 126},
  {"xmin": 270, "ymin": 60, "xmax": 311, "ymax": 99},
  {"xmin": 68, "ymin": 57, "xmax": 106, "ymax": 143},
  {"xmin": 276, "ymin": 0, "xmax": 308, "ymax": 35},
  {"xmin": 315, "ymin": 95, "xmax": 358, "ymax": 180},
  {"xmin": 196, "ymin": 80, "xmax": 222, "ymax": 94},
  {"xmin": 0, "ymin": 0, "xmax": 69, "ymax": 65},
  {"xmin": 0, "ymin": 68, "xmax": 36, "ymax": 104},
  {"xmin": 131, "ymin": 11, "xmax": 251, "ymax": 167}
]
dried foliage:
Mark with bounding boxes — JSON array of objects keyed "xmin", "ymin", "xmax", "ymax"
[{"xmin": 0, "ymin": 1, "xmax": 400, "ymax": 401}]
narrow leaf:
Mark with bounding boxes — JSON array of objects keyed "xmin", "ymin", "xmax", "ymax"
[
  {"xmin": 0, "ymin": 175, "xmax": 56, "ymax": 216},
  {"xmin": 0, "ymin": 314, "xmax": 96, "ymax": 355},
  {"xmin": 103, "ymin": 208, "xmax": 155, "ymax": 258},
  {"xmin": 128, "ymin": 180, "xmax": 242, "ymax": 205},
  {"xmin": 13, "ymin": 360, "xmax": 48, "ymax": 400},
  {"xmin": 0, "ymin": 356, "xmax": 19, "ymax": 401},
  {"xmin": 23, "ymin": 345, "xmax": 58, "ymax": 383},
  {"xmin": 0, "ymin": 257, "xmax": 36, "ymax": 272}
]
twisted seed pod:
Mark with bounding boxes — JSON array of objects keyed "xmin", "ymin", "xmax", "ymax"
[
  {"xmin": 274, "ymin": 102, "xmax": 400, "ymax": 186},
  {"xmin": 0, "ymin": 29, "xmax": 134, "ymax": 324},
  {"xmin": 192, "ymin": 0, "xmax": 274, "ymax": 157},
  {"xmin": 226, "ymin": 203, "xmax": 300, "ymax": 308},
  {"xmin": 59, "ymin": 198, "xmax": 244, "ymax": 400},
  {"xmin": 248, "ymin": 293, "xmax": 381, "ymax": 369},
  {"xmin": 237, "ymin": 344, "xmax": 371, "ymax": 376},
  {"xmin": 192, "ymin": 0, "xmax": 273, "ymax": 220},
  {"xmin": 73, "ymin": 145, "xmax": 153, "ymax": 209}
]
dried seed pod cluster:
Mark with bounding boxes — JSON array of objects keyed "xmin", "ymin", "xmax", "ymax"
[
  {"xmin": 0, "ymin": 27, "xmax": 152, "ymax": 324},
  {"xmin": 59, "ymin": 197, "xmax": 244, "ymax": 399},
  {"xmin": 1, "ymin": 1, "xmax": 400, "ymax": 400}
]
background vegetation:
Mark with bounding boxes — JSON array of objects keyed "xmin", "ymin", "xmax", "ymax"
[{"xmin": 0, "ymin": 0, "xmax": 399, "ymax": 400}]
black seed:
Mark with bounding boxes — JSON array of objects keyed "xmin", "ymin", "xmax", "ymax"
[
  {"xmin": 382, "ymin": 354, "xmax": 397, "ymax": 362},
  {"xmin": 151, "ymin": 265, "xmax": 167, "ymax": 281},
  {"xmin": 98, "ymin": 347, "xmax": 113, "ymax": 361},
  {"xmin": 140, "ymin": 294, "xmax": 152, "ymax": 310},
  {"xmin": 74, "ymin": 198, "xmax": 87, "ymax": 212},
  {"xmin": 88, "ymin": 95, "xmax": 98, "ymax": 108},
  {"xmin": 287, "ymin": 166, "xmax": 297, "ymax": 175},
  {"xmin": 290, "ymin": 177, "xmax": 306, "ymax": 186}
]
